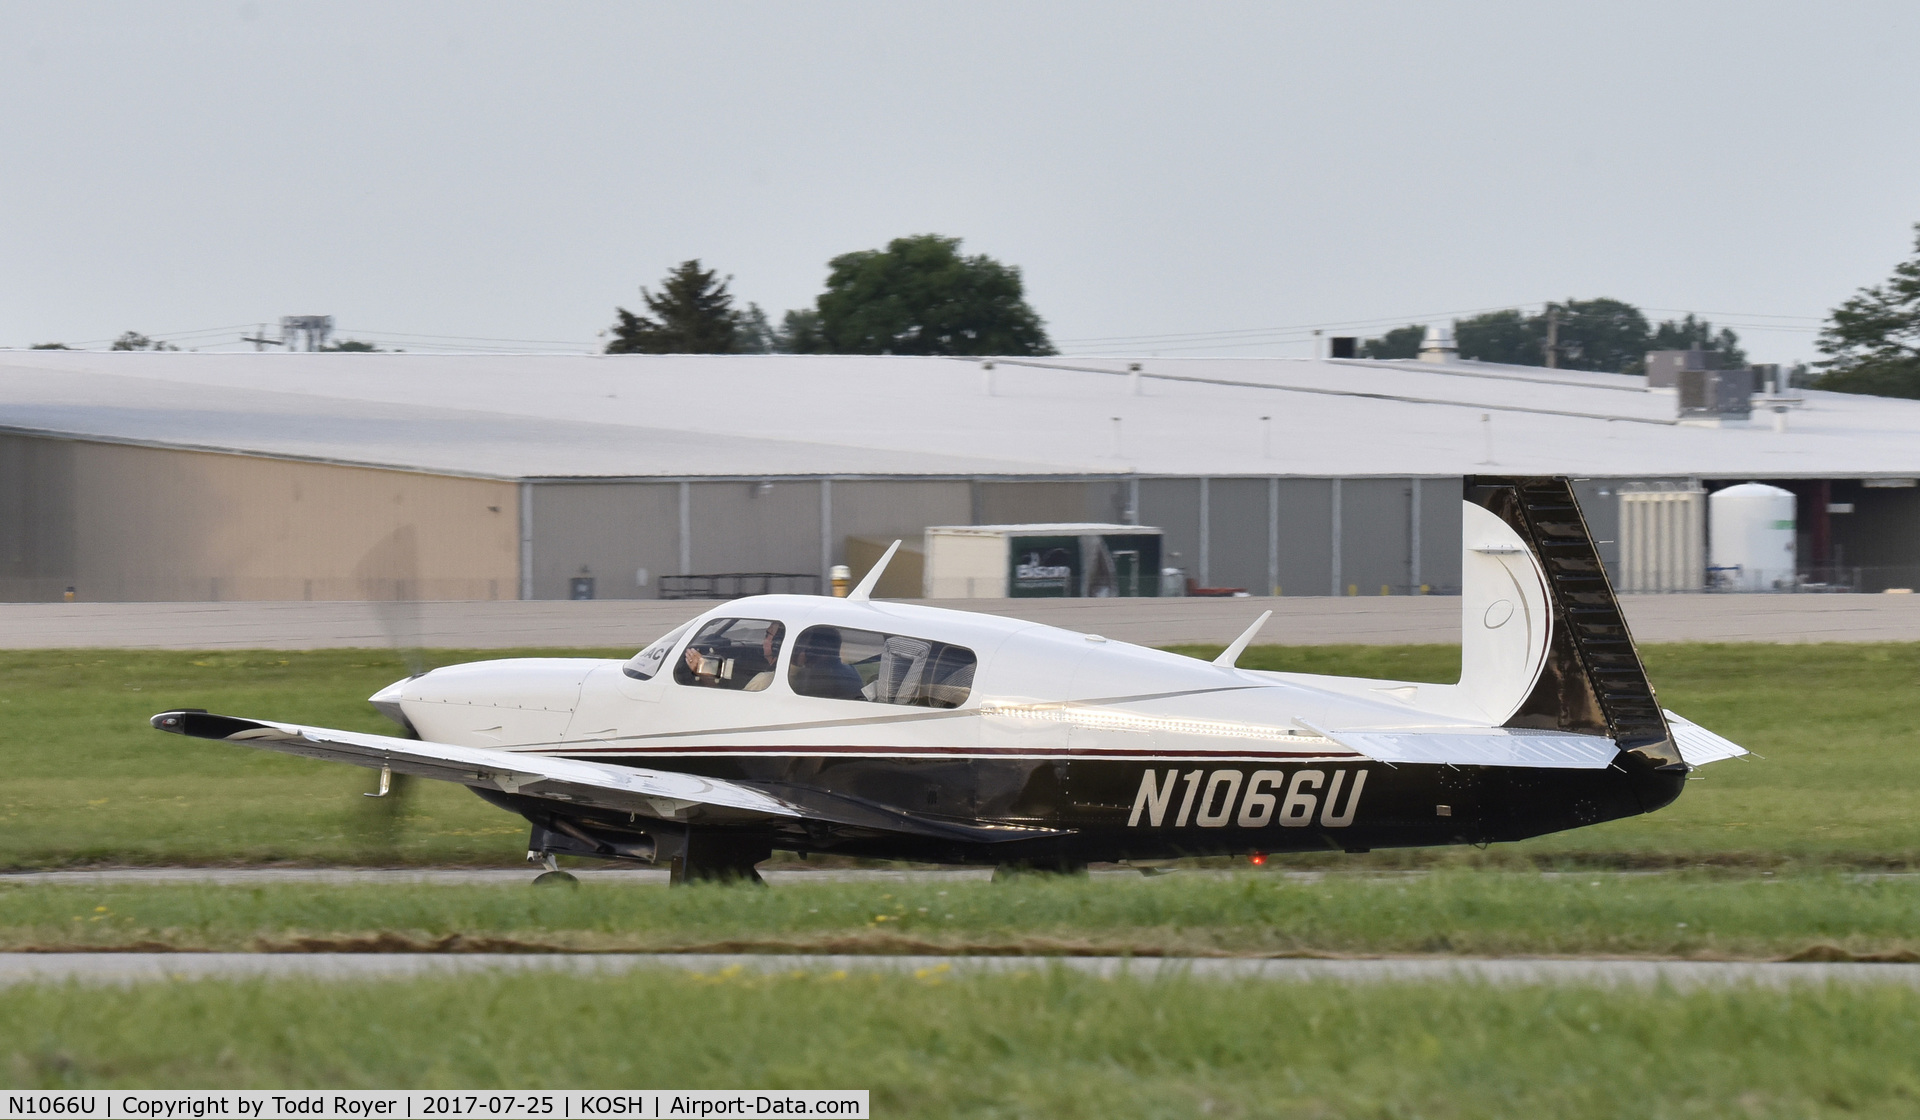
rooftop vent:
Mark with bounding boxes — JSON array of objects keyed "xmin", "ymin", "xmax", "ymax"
[
  {"xmin": 1677, "ymin": 365, "xmax": 1754, "ymax": 426},
  {"xmin": 1645, "ymin": 348, "xmax": 1721, "ymax": 390},
  {"xmin": 1418, "ymin": 324, "xmax": 1457, "ymax": 363}
]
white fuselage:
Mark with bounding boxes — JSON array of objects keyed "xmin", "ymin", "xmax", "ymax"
[{"xmin": 379, "ymin": 595, "xmax": 1498, "ymax": 769}]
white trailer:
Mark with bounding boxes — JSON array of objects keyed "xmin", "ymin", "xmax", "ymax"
[{"xmin": 922, "ymin": 523, "xmax": 1164, "ymax": 599}]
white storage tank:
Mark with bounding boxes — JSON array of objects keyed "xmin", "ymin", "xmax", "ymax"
[{"xmin": 1709, "ymin": 483, "xmax": 1797, "ymax": 591}]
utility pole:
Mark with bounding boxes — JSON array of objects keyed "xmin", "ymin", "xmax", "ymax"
[{"xmin": 1543, "ymin": 305, "xmax": 1561, "ymax": 370}]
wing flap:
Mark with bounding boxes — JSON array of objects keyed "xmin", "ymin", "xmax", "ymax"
[
  {"xmin": 153, "ymin": 710, "xmax": 800, "ymax": 821},
  {"xmin": 1664, "ymin": 710, "xmax": 1749, "ymax": 767},
  {"xmin": 1300, "ymin": 720, "xmax": 1620, "ymax": 769}
]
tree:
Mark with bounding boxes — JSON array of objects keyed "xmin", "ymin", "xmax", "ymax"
[
  {"xmin": 734, "ymin": 304, "xmax": 775, "ymax": 354},
  {"xmin": 1815, "ymin": 223, "xmax": 1920, "ymax": 399},
  {"xmin": 807, "ymin": 234, "xmax": 1053, "ymax": 356},
  {"xmin": 1647, "ymin": 313, "xmax": 1745, "ymax": 368},
  {"xmin": 1451, "ymin": 301, "xmax": 1662, "ymax": 373},
  {"xmin": 110, "ymin": 332, "xmax": 177, "ymax": 351},
  {"xmin": 1540, "ymin": 298, "xmax": 1651, "ymax": 373},
  {"xmin": 321, "ymin": 339, "xmax": 382, "ymax": 352},
  {"xmin": 775, "ymin": 309, "xmax": 824, "ymax": 354},
  {"xmin": 1359, "ymin": 325, "xmax": 1425, "ymax": 359},
  {"xmin": 28, "ymin": 342, "xmax": 69, "ymax": 350},
  {"xmin": 606, "ymin": 260, "xmax": 743, "ymax": 354},
  {"xmin": 1455, "ymin": 309, "xmax": 1542, "ymax": 365}
]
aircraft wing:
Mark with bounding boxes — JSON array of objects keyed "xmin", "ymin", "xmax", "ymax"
[
  {"xmin": 151, "ymin": 710, "xmax": 800, "ymax": 822},
  {"xmin": 150, "ymin": 709, "xmax": 1070, "ymax": 843},
  {"xmin": 1299, "ymin": 720, "xmax": 1622, "ymax": 769}
]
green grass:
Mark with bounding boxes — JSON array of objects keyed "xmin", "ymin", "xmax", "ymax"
[
  {"xmin": 1185, "ymin": 642, "xmax": 1920, "ymax": 869},
  {"xmin": 0, "ymin": 648, "xmax": 624, "ymax": 868},
  {"xmin": 3, "ymin": 643, "xmax": 1919, "ymax": 868},
  {"xmin": 6, "ymin": 969, "xmax": 1920, "ymax": 1117},
  {"xmin": 3, "ymin": 873, "xmax": 1917, "ymax": 960}
]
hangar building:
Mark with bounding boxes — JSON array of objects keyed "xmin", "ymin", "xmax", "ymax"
[{"xmin": 3, "ymin": 349, "xmax": 1920, "ymax": 601}]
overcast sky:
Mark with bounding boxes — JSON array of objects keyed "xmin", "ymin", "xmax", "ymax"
[{"xmin": 4, "ymin": 1, "xmax": 1917, "ymax": 361}]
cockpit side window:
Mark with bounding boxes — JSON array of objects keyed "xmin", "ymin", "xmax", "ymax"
[
  {"xmin": 673, "ymin": 617, "xmax": 786, "ymax": 692},
  {"xmin": 624, "ymin": 622, "xmax": 692, "ymax": 681},
  {"xmin": 789, "ymin": 625, "xmax": 976, "ymax": 708}
]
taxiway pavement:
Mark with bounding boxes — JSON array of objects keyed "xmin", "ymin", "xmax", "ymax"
[{"xmin": 3, "ymin": 593, "xmax": 1919, "ymax": 649}]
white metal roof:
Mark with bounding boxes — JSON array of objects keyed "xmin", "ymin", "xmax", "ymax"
[{"xmin": 2, "ymin": 349, "xmax": 1917, "ymax": 480}]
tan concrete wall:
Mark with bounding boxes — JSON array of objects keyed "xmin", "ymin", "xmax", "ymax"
[{"xmin": 0, "ymin": 435, "xmax": 517, "ymax": 601}]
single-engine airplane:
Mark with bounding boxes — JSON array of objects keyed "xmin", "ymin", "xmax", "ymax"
[{"xmin": 153, "ymin": 476, "xmax": 1746, "ymax": 884}]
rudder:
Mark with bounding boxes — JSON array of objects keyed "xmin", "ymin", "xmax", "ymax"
[{"xmin": 1465, "ymin": 476, "xmax": 1680, "ymax": 769}]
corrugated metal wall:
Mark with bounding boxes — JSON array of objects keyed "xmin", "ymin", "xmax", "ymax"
[{"xmin": 0, "ymin": 434, "xmax": 1491, "ymax": 603}]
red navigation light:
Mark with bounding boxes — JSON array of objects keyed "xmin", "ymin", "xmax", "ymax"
[{"xmin": 1249, "ymin": 852, "xmax": 1267, "ymax": 866}]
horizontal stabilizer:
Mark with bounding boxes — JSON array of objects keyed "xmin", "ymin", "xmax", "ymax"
[
  {"xmin": 1299, "ymin": 720, "xmax": 1621, "ymax": 769},
  {"xmin": 1664, "ymin": 711, "xmax": 1749, "ymax": 767},
  {"xmin": 151, "ymin": 710, "xmax": 800, "ymax": 822}
]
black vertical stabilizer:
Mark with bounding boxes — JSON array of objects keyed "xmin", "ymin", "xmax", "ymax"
[{"xmin": 1465, "ymin": 476, "xmax": 1681, "ymax": 769}]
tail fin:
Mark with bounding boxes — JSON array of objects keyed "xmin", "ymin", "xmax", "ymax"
[{"xmin": 1464, "ymin": 476, "xmax": 1680, "ymax": 769}]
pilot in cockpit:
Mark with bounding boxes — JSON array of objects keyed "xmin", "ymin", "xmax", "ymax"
[{"xmin": 678, "ymin": 618, "xmax": 784, "ymax": 692}]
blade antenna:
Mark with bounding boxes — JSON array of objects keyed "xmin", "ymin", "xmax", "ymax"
[
  {"xmin": 1213, "ymin": 610, "xmax": 1273, "ymax": 668},
  {"xmin": 846, "ymin": 540, "xmax": 902, "ymax": 602}
]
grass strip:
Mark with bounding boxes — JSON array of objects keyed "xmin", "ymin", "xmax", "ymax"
[
  {"xmin": 5, "ymin": 642, "xmax": 1920, "ymax": 868},
  {"xmin": 4, "ymin": 872, "xmax": 1919, "ymax": 960},
  {"xmin": 6, "ymin": 968, "xmax": 1920, "ymax": 1116}
]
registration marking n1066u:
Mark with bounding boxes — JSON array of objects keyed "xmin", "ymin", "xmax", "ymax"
[{"xmin": 1127, "ymin": 767, "xmax": 1367, "ymax": 829}]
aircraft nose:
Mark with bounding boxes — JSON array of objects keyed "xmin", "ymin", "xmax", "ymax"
[{"xmin": 368, "ymin": 674, "xmax": 422, "ymax": 735}]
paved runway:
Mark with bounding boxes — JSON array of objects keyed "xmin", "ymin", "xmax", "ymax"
[
  {"xmin": 2, "ymin": 952, "xmax": 1916, "ymax": 988},
  {"xmin": 3, "ymin": 593, "xmax": 1918, "ymax": 649}
]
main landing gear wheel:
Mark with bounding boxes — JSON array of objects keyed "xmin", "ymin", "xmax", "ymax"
[{"xmin": 529, "ymin": 852, "xmax": 577, "ymax": 886}]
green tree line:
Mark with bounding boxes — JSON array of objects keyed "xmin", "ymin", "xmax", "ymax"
[
  {"xmin": 605, "ymin": 234, "xmax": 1053, "ymax": 357},
  {"xmin": 1360, "ymin": 301, "xmax": 1746, "ymax": 374}
]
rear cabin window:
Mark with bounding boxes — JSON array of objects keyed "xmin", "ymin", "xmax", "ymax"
[
  {"xmin": 673, "ymin": 617, "xmax": 786, "ymax": 692},
  {"xmin": 788, "ymin": 625, "xmax": 976, "ymax": 708},
  {"xmin": 623, "ymin": 622, "xmax": 692, "ymax": 681}
]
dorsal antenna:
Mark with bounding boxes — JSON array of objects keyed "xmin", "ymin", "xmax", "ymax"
[
  {"xmin": 1213, "ymin": 610, "xmax": 1273, "ymax": 668},
  {"xmin": 847, "ymin": 540, "xmax": 902, "ymax": 602}
]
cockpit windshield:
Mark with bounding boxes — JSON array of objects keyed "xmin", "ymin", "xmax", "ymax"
[
  {"xmin": 673, "ymin": 617, "xmax": 786, "ymax": 692},
  {"xmin": 623, "ymin": 622, "xmax": 692, "ymax": 681}
]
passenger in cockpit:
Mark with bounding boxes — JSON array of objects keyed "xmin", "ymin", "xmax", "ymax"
[{"xmin": 789, "ymin": 626, "xmax": 867, "ymax": 701}]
